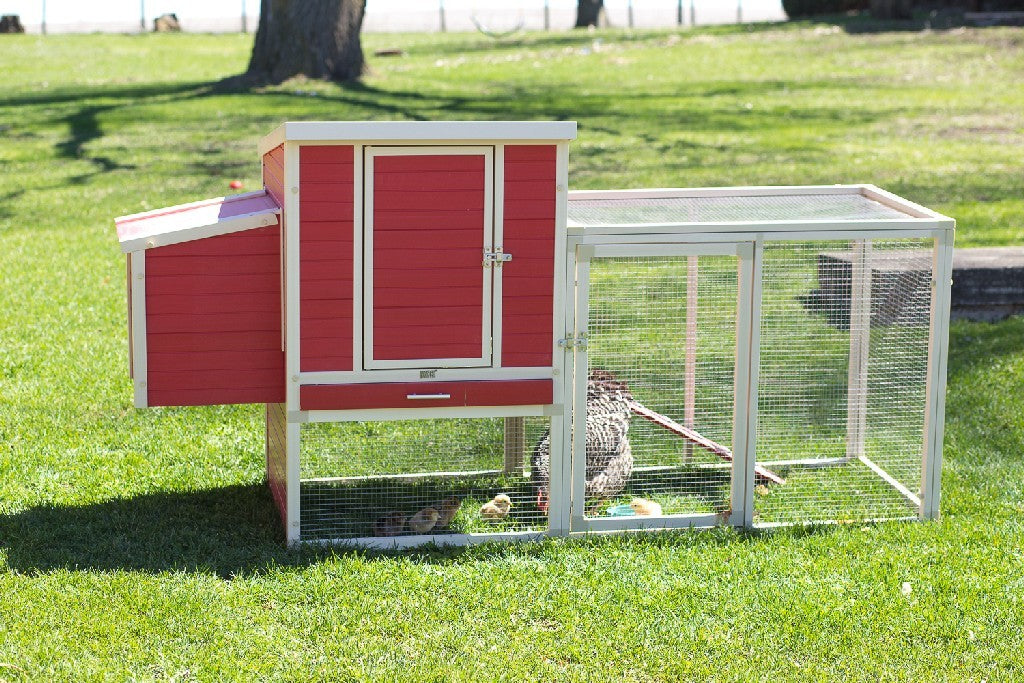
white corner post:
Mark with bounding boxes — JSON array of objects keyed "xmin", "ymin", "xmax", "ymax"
[
  {"xmin": 283, "ymin": 140, "xmax": 303, "ymax": 546},
  {"xmin": 732, "ymin": 240, "xmax": 760, "ymax": 528},
  {"xmin": 920, "ymin": 227, "xmax": 954, "ymax": 520},
  {"xmin": 846, "ymin": 239, "xmax": 872, "ymax": 461}
]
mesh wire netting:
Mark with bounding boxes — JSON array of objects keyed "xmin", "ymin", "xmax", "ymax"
[
  {"xmin": 298, "ymin": 417, "xmax": 551, "ymax": 540},
  {"xmin": 583, "ymin": 254, "xmax": 738, "ymax": 519},
  {"xmin": 754, "ymin": 239, "xmax": 934, "ymax": 523},
  {"xmin": 567, "ymin": 193, "xmax": 911, "ymax": 226}
]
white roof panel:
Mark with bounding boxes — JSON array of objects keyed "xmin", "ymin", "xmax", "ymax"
[{"xmin": 115, "ymin": 190, "xmax": 281, "ymax": 253}]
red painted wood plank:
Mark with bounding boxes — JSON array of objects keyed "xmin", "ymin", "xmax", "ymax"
[
  {"xmin": 149, "ymin": 349, "xmax": 283, "ymax": 372},
  {"xmin": 300, "ymin": 202, "xmax": 354, "ymax": 222},
  {"xmin": 374, "ymin": 285, "xmax": 479, "ymax": 308},
  {"xmin": 372, "ymin": 267, "xmax": 481, "ymax": 287},
  {"xmin": 374, "ymin": 173, "xmax": 484, "ymax": 192},
  {"xmin": 301, "ymin": 285, "xmax": 353, "ymax": 304},
  {"xmin": 376, "ymin": 155, "xmax": 483, "ymax": 173},
  {"xmin": 300, "ymin": 145, "xmax": 354, "ymax": 165},
  {"xmin": 147, "ymin": 274, "xmax": 279, "ymax": 296},
  {"xmin": 300, "ymin": 182, "xmax": 356, "ymax": 203},
  {"xmin": 147, "ymin": 330, "xmax": 282, "ymax": 353},
  {"xmin": 146, "ymin": 254, "xmax": 279, "ymax": 277},
  {"xmin": 148, "ymin": 367, "xmax": 284, "ymax": 389},
  {"xmin": 504, "ymin": 180, "xmax": 555, "ymax": 201},
  {"xmin": 502, "ymin": 241, "xmax": 554, "ymax": 261},
  {"xmin": 146, "ymin": 292, "xmax": 280, "ymax": 315},
  {"xmin": 146, "ymin": 312, "xmax": 281, "ymax": 335},
  {"xmin": 300, "ymin": 379, "xmax": 552, "ymax": 411},
  {"xmin": 498, "ymin": 278, "xmax": 552, "ymax": 297},
  {"xmin": 373, "ymin": 324, "xmax": 482, "ymax": 344},
  {"xmin": 504, "ymin": 200, "xmax": 557, "ymax": 221},
  {"xmin": 373, "ymin": 229, "xmax": 480, "ymax": 251},
  {"xmin": 374, "ymin": 190, "xmax": 485, "ymax": 211},
  {"xmin": 147, "ymin": 226, "xmax": 279, "ymax": 257},
  {"xmin": 299, "ymin": 356, "xmax": 354, "ymax": 372},
  {"xmin": 301, "ymin": 320, "xmax": 354, "ymax": 341},
  {"xmin": 501, "ymin": 353, "xmax": 553, "ymax": 367},
  {"xmin": 373, "ymin": 211, "xmax": 486, "ymax": 232},
  {"xmin": 504, "ymin": 145, "xmax": 556, "ymax": 163},
  {"xmin": 300, "ymin": 240, "xmax": 353, "ymax": 263},
  {"xmin": 374, "ymin": 343, "xmax": 484, "ymax": 361},
  {"xmin": 502, "ymin": 258, "xmax": 554, "ymax": 277},
  {"xmin": 371, "ymin": 305, "xmax": 480, "ymax": 325},
  {"xmin": 301, "ymin": 221, "xmax": 354, "ymax": 242},
  {"xmin": 500, "ymin": 296, "xmax": 554, "ymax": 315},
  {"xmin": 301, "ymin": 261, "xmax": 355, "ymax": 282},
  {"xmin": 301, "ymin": 339, "xmax": 354, "ymax": 362},
  {"xmin": 503, "ymin": 162, "xmax": 555, "ymax": 180},
  {"xmin": 149, "ymin": 386, "xmax": 285, "ymax": 407},
  {"xmin": 372, "ymin": 250, "xmax": 482, "ymax": 271}
]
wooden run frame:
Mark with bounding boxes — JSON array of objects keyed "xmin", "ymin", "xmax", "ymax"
[{"xmin": 268, "ymin": 176, "xmax": 951, "ymax": 547}]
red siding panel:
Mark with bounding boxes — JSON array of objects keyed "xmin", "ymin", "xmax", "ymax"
[
  {"xmin": 300, "ymin": 380, "xmax": 553, "ymax": 411},
  {"xmin": 371, "ymin": 153, "xmax": 487, "ymax": 363},
  {"xmin": 502, "ymin": 145, "xmax": 557, "ymax": 368},
  {"xmin": 145, "ymin": 224, "xmax": 284, "ymax": 406},
  {"xmin": 300, "ymin": 145, "xmax": 355, "ymax": 372}
]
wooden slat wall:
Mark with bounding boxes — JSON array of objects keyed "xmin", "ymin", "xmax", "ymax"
[
  {"xmin": 299, "ymin": 145, "xmax": 355, "ymax": 371},
  {"xmin": 372, "ymin": 154, "xmax": 486, "ymax": 362},
  {"xmin": 262, "ymin": 144, "xmax": 285, "ymax": 207},
  {"xmin": 144, "ymin": 225, "xmax": 285, "ymax": 406},
  {"xmin": 502, "ymin": 145, "xmax": 556, "ymax": 367}
]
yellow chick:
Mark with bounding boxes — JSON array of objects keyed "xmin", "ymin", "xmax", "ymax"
[
  {"xmin": 480, "ymin": 494, "xmax": 512, "ymax": 521},
  {"xmin": 372, "ymin": 511, "xmax": 407, "ymax": 537},
  {"xmin": 629, "ymin": 498, "xmax": 662, "ymax": 516},
  {"xmin": 434, "ymin": 497, "xmax": 461, "ymax": 529},
  {"xmin": 408, "ymin": 507, "xmax": 440, "ymax": 534}
]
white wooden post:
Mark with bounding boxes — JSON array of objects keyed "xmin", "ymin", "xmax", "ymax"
[
  {"xmin": 504, "ymin": 418, "xmax": 526, "ymax": 474},
  {"xmin": 732, "ymin": 241, "xmax": 760, "ymax": 528},
  {"xmin": 846, "ymin": 239, "xmax": 872, "ymax": 461},
  {"xmin": 920, "ymin": 229, "xmax": 954, "ymax": 519}
]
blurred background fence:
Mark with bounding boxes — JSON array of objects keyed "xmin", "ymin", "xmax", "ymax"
[{"xmin": 2, "ymin": 0, "xmax": 785, "ymax": 34}]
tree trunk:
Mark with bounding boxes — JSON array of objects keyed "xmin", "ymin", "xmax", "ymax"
[
  {"xmin": 575, "ymin": 0, "xmax": 609, "ymax": 27},
  {"xmin": 869, "ymin": 0, "xmax": 913, "ymax": 19},
  {"xmin": 247, "ymin": 0, "xmax": 366, "ymax": 84}
]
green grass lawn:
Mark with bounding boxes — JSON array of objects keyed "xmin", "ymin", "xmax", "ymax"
[{"xmin": 1, "ymin": 23, "xmax": 1023, "ymax": 679}]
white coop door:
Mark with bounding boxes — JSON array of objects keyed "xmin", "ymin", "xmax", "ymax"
[
  {"xmin": 363, "ymin": 146, "xmax": 495, "ymax": 370},
  {"xmin": 567, "ymin": 242, "xmax": 756, "ymax": 533}
]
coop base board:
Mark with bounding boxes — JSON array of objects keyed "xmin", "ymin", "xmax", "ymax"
[{"xmin": 301, "ymin": 530, "xmax": 549, "ymax": 549}]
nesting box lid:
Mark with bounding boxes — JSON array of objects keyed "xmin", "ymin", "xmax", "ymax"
[{"xmin": 115, "ymin": 190, "xmax": 281, "ymax": 253}]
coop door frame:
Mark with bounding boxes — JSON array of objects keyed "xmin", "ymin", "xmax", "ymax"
[
  {"xmin": 363, "ymin": 145, "xmax": 495, "ymax": 370},
  {"xmin": 565, "ymin": 240, "xmax": 759, "ymax": 533}
]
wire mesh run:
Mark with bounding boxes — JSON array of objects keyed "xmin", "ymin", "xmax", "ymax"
[
  {"xmin": 582, "ymin": 254, "xmax": 738, "ymax": 520},
  {"xmin": 298, "ymin": 417, "xmax": 551, "ymax": 541},
  {"xmin": 568, "ymin": 193, "xmax": 912, "ymax": 226},
  {"xmin": 754, "ymin": 239, "xmax": 935, "ymax": 524}
]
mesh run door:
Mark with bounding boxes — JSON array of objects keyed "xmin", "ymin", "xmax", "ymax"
[{"xmin": 567, "ymin": 242, "xmax": 755, "ymax": 532}]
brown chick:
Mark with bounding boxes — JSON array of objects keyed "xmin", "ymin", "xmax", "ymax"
[
  {"xmin": 434, "ymin": 497, "xmax": 461, "ymax": 529},
  {"xmin": 372, "ymin": 511, "xmax": 407, "ymax": 537},
  {"xmin": 480, "ymin": 494, "xmax": 512, "ymax": 521},
  {"xmin": 408, "ymin": 507, "xmax": 440, "ymax": 534},
  {"xmin": 629, "ymin": 498, "xmax": 663, "ymax": 516}
]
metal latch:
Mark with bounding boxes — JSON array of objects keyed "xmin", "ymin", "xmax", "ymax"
[
  {"xmin": 483, "ymin": 250, "xmax": 513, "ymax": 266},
  {"xmin": 559, "ymin": 335, "xmax": 588, "ymax": 350}
]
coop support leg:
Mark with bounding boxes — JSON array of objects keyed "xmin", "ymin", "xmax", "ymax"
[
  {"xmin": 734, "ymin": 241, "xmax": 762, "ymax": 527},
  {"xmin": 285, "ymin": 420, "xmax": 302, "ymax": 547},
  {"xmin": 846, "ymin": 239, "xmax": 872, "ymax": 462},
  {"xmin": 920, "ymin": 229, "xmax": 954, "ymax": 520},
  {"xmin": 503, "ymin": 417, "xmax": 526, "ymax": 475}
]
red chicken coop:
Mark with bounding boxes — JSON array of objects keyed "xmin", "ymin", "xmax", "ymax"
[{"xmin": 117, "ymin": 121, "xmax": 954, "ymax": 547}]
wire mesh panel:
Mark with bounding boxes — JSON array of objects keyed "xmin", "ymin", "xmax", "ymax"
[
  {"xmin": 298, "ymin": 416, "xmax": 551, "ymax": 541},
  {"xmin": 754, "ymin": 239, "xmax": 935, "ymax": 523},
  {"xmin": 579, "ymin": 253, "xmax": 739, "ymax": 522},
  {"xmin": 568, "ymin": 193, "xmax": 912, "ymax": 226}
]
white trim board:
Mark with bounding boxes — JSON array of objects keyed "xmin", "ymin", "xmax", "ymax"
[{"xmin": 259, "ymin": 120, "xmax": 578, "ymax": 154}]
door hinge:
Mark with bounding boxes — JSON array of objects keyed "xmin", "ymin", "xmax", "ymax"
[
  {"xmin": 559, "ymin": 335, "xmax": 588, "ymax": 350},
  {"xmin": 483, "ymin": 249, "xmax": 513, "ymax": 267}
]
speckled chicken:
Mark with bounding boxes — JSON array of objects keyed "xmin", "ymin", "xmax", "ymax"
[{"xmin": 531, "ymin": 370, "xmax": 633, "ymax": 512}]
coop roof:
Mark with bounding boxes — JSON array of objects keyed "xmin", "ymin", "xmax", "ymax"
[
  {"xmin": 259, "ymin": 120, "xmax": 578, "ymax": 154},
  {"xmin": 566, "ymin": 185, "xmax": 953, "ymax": 234},
  {"xmin": 116, "ymin": 190, "xmax": 281, "ymax": 253}
]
